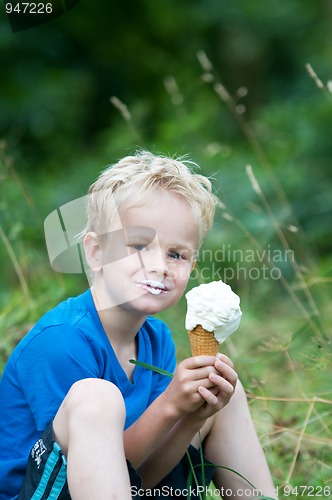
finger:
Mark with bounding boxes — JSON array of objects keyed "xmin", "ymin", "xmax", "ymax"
[
  {"xmin": 209, "ymin": 385, "xmax": 219, "ymax": 396},
  {"xmin": 197, "ymin": 385, "xmax": 219, "ymax": 405},
  {"xmin": 209, "ymin": 372, "xmax": 236, "ymax": 395},
  {"xmin": 189, "ymin": 365, "xmax": 219, "ymax": 381},
  {"xmin": 182, "ymin": 355, "xmax": 218, "ymax": 369},
  {"xmin": 214, "ymin": 360, "xmax": 238, "ymax": 385},
  {"xmin": 216, "ymin": 352, "xmax": 234, "ymax": 368},
  {"xmin": 194, "ymin": 376, "xmax": 217, "ymax": 391}
]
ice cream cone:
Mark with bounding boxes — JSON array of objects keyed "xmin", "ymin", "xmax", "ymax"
[{"xmin": 188, "ymin": 324, "xmax": 219, "ymax": 356}]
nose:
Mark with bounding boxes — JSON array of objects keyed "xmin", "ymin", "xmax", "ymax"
[{"xmin": 139, "ymin": 239, "xmax": 169, "ymax": 278}]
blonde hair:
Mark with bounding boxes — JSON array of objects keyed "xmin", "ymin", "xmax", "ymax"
[{"xmin": 84, "ymin": 150, "xmax": 218, "ymax": 242}]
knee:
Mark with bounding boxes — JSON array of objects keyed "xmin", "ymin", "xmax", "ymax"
[
  {"xmin": 63, "ymin": 378, "xmax": 126, "ymax": 425},
  {"xmin": 233, "ymin": 379, "xmax": 248, "ymax": 403}
]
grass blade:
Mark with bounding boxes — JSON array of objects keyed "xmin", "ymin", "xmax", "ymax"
[{"xmin": 129, "ymin": 359, "xmax": 173, "ymax": 378}]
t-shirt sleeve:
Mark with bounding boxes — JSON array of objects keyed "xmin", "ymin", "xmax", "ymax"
[
  {"xmin": 15, "ymin": 324, "xmax": 100, "ymax": 431},
  {"xmin": 147, "ymin": 321, "xmax": 177, "ymax": 405}
]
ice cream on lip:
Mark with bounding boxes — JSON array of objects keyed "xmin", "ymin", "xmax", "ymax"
[
  {"xmin": 185, "ymin": 280, "xmax": 242, "ymax": 344},
  {"xmin": 135, "ymin": 279, "xmax": 167, "ymax": 296}
]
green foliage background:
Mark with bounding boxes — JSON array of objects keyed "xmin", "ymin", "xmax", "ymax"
[{"xmin": 1, "ymin": 0, "xmax": 331, "ymax": 496}]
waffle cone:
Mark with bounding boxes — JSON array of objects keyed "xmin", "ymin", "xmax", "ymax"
[{"xmin": 188, "ymin": 324, "xmax": 219, "ymax": 356}]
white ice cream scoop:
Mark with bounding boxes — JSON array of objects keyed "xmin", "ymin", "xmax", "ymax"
[{"xmin": 185, "ymin": 280, "xmax": 242, "ymax": 344}]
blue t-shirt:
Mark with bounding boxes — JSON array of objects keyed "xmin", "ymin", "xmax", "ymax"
[{"xmin": 0, "ymin": 289, "xmax": 176, "ymax": 500}]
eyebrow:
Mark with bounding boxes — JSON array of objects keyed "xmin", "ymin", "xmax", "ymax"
[
  {"xmin": 171, "ymin": 243, "xmax": 192, "ymax": 250},
  {"xmin": 123, "ymin": 226, "xmax": 156, "ymax": 243}
]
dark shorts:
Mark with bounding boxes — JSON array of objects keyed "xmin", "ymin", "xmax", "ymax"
[{"xmin": 19, "ymin": 422, "xmax": 216, "ymax": 499}]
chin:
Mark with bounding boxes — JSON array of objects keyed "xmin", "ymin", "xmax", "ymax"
[{"xmin": 128, "ymin": 296, "xmax": 169, "ymax": 315}]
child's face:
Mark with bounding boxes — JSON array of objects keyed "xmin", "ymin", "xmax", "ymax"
[{"xmin": 96, "ymin": 189, "xmax": 200, "ymax": 316}]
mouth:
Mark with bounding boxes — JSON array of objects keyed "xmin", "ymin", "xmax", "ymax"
[{"xmin": 135, "ymin": 280, "xmax": 168, "ymax": 296}]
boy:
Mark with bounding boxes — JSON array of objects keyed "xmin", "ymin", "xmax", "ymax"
[{"xmin": 0, "ymin": 151, "xmax": 276, "ymax": 499}]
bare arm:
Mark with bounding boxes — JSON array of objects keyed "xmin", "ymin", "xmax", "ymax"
[{"xmin": 124, "ymin": 354, "xmax": 238, "ymax": 488}]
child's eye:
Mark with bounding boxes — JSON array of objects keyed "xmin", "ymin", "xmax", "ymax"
[
  {"xmin": 129, "ymin": 244, "xmax": 146, "ymax": 251},
  {"xmin": 168, "ymin": 251, "xmax": 183, "ymax": 260}
]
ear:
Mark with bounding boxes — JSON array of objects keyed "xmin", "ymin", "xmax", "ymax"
[
  {"xmin": 191, "ymin": 259, "xmax": 196, "ymax": 272},
  {"xmin": 83, "ymin": 232, "xmax": 103, "ymax": 272}
]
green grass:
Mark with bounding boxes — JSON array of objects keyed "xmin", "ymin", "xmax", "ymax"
[{"xmin": 1, "ymin": 61, "xmax": 331, "ymax": 499}]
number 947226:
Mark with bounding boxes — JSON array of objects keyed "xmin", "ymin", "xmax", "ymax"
[
  {"xmin": 5, "ymin": 3, "xmax": 53, "ymax": 14},
  {"xmin": 278, "ymin": 485, "xmax": 331, "ymax": 497}
]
